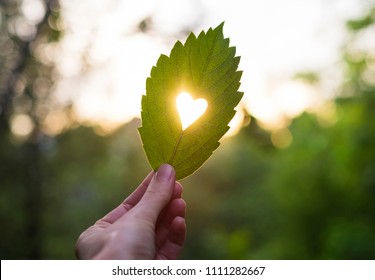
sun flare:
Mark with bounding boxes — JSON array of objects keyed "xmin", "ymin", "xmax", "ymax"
[{"xmin": 176, "ymin": 92, "xmax": 208, "ymax": 130}]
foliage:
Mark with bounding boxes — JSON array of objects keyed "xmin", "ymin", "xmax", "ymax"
[
  {"xmin": 0, "ymin": 0, "xmax": 64, "ymax": 259},
  {"xmin": 139, "ymin": 23, "xmax": 243, "ymax": 179},
  {"xmin": 346, "ymin": 7, "xmax": 374, "ymax": 31}
]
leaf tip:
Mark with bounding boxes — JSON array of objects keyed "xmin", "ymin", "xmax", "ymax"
[{"xmin": 211, "ymin": 21, "xmax": 225, "ymax": 35}]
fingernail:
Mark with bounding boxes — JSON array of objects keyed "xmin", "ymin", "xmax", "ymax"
[{"xmin": 155, "ymin": 164, "xmax": 174, "ymax": 181}]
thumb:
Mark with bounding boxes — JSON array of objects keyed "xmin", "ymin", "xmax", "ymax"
[{"xmin": 130, "ymin": 164, "xmax": 175, "ymax": 223}]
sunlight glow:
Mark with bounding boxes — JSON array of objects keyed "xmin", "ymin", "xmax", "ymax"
[
  {"xmin": 271, "ymin": 128, "xmax": 293, "ymax": 149},
  {"xmin": 226, "ymin": 108, "xmax": 245, "ymax": 137},
  {"xmin": 55, "ymin": 0, "xmax": 362, "ymax": 134},
  {"xmin": 10, "ymin": 114, "xmax": 34, "ymax": 138},
  {"xmin": 176, "ymin": 92, "xmax": 207, "ymax": 130},
  {"xmin": 273, "ymin": 81, "xmax": 316, "ymax": 118},
  {"xmin": 248, "ymin": 81, "xmax": 317, "ymax": 130}
]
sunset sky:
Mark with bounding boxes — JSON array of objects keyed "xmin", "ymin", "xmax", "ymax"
[{"xmin": 47, "ymin": 0, "xmax": 367, "ymax": 133}]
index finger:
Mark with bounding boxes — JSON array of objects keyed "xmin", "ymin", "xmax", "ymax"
[{"xmin": 96, "ymin": 170, "xmax": 154, "ymax": 225}]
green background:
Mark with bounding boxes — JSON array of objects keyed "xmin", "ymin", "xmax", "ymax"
[{"xmin": 1, "ymin": 1, "xmax": 375, "ymax": 259}]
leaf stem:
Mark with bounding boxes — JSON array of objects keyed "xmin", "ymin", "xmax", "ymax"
[{"xmin": 168, "ymin": 130, "xmax": 184, "ymax": 164}]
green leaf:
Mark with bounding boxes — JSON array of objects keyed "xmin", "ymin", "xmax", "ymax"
[{"xmin": 138, "ymin": 22, "xmax": 244, "ymax": 180}]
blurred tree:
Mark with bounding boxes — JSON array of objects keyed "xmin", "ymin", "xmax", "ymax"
[{"xmin": 0, "ymin": 0, "xmax": 63, "ymax": 258}]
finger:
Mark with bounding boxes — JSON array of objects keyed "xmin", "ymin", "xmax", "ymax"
[
  {"xmin": 156, "ymin": 198, "xmax": 186, "ymax": 248},
  {"xmin": 122, "ymin": 171, "xmax": 154, "ymax": 207},
  {"xmin": 173, "ymin": 182, "xmax": 183, "ymax": 199},
  {"xmin": 155, "ymin": 182, "xmax": 183, "ymax": 228},
  {"xmin": 129, "ymin": 164, "xmax": 176, "ymax": 224},
  {"xmin": 156, "ymin": 216, "xmax": 186, "ymax": 260},
  {"xmin": 96, "ymin": 171, "xmax": 154, "ymax": 225}
]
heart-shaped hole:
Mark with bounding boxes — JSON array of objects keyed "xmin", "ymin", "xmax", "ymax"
[{"xmin": 176, "ymin": 92, "xmax": 208, "ymax": 130}]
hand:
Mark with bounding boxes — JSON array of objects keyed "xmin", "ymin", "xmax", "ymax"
[{"xmin": 75, "ymin": 164, "xmax": 186, "ymax": 259}]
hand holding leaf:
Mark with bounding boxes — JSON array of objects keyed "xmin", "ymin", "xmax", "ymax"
[{"xmin": 138, "ymin": 23, "xmax": 243, "ymax": 180}]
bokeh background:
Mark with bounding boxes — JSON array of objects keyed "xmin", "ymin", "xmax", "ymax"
[{"xmin": 1, "ymin": 0, "xmax": 375, "ymax": 259}]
